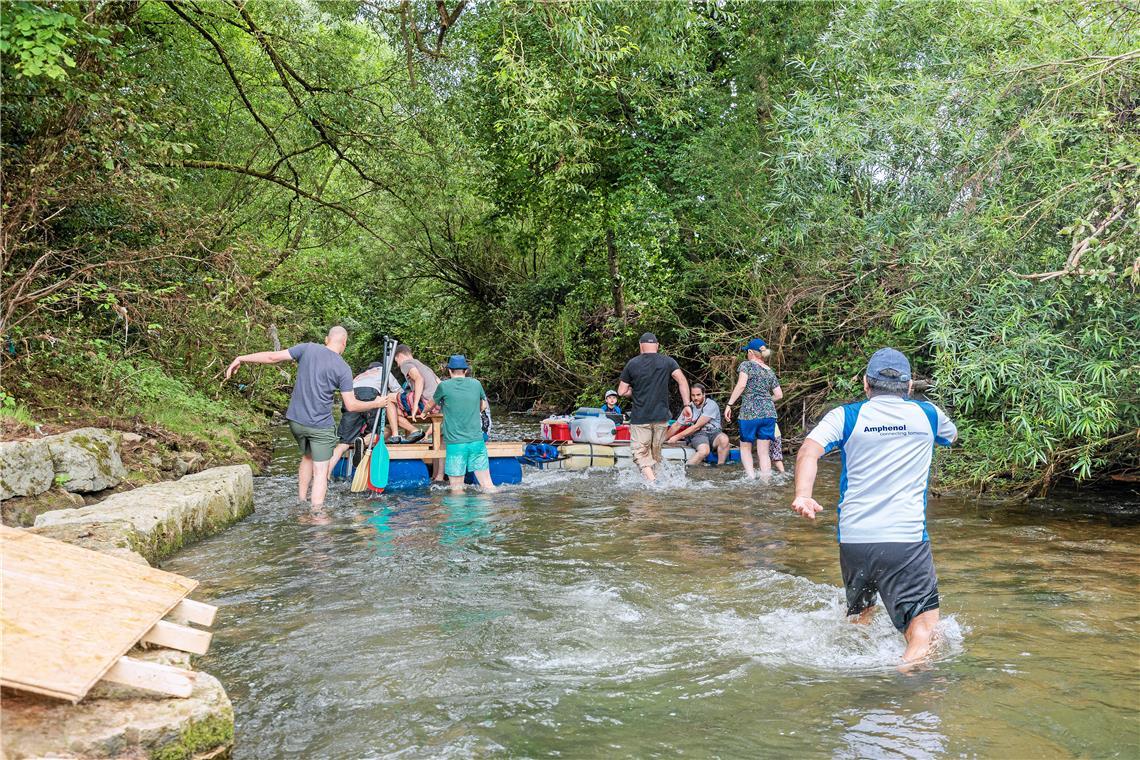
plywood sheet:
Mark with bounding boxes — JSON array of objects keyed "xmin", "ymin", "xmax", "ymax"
[{"xmin": 0, "ymin": 525, "xmax": 197, "ymax": 702}]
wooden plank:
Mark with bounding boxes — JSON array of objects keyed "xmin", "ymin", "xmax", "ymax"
[
  {"xmin": 487, "ymin": 443, "xmax": 525, "ymax": 457},
  {"xmin": 430, "ymin": 415, "xmax": 442, "ymax": 453},
  {"xmin": 102, "ymin": 656, "xmax": 196, "ymax": 698},
  {"xmin": 169, "ymin": 598, "xmax": 217, "ymax": 627},
  {"xmin": 141, "ymin": 620, "xmax": 213, "ymax": 655},
  {"xmin": 387, "ymin": 442, "xmax": 525, "ymax": 460},
  {"xmin": 0, "ymin": 526, "xmax": 197, "ymax": 702}
]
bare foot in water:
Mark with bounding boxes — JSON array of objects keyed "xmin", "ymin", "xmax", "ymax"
[{"xmin": 897, "ymin": 609, "xmax": 940, "ymax": 672}]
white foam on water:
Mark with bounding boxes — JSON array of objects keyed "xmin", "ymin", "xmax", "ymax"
[
  {"xmin": 692, "ymin": 569, "xmax": 967, "ymax": 674},
  {"xmin": 499, "ymin": 568, "xmax": 966, "ymax": 685}
]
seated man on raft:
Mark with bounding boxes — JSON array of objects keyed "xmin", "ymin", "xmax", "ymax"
[
  {"xmin": 386, "ymin": 344, "xmax": 439, "ymax": 443},
  {"xmin": 331, "ymin": 360, "xmax": 402, "ymax": 467},
  {"xmin": 666, "ymin": 382, "xmax": 731, "ymax": 466}
]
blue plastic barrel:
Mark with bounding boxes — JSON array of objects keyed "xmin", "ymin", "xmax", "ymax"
[
  {"xmin": 706, "ymin": 448, "xmax": 743, "ymax": 465},
  {"xmin": 387, "ymin": 459, "xmax": 431, "ymax": 490},
  {"xmin": 465, "ymin": 456, "xmax": 523, "ymax": 485}
]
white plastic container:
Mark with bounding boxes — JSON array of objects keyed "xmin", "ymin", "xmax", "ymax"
[{"xmin": 570, "ymin": 416, "xmax": 616, "ymax": 445}]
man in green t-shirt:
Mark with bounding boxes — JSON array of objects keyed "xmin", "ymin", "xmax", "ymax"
[{"xmin": 429, "ymin": 355, "xmax": 498, "ymax": 494}]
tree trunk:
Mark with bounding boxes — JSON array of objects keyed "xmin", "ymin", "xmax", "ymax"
[{"xmin": 606, "ymin": 228, "xmax": 624, "ymax": 320}]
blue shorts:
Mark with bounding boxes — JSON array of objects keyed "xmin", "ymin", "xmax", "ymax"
[
  {"xmin": 444, "ymin": 440, "xmax": 490, "ymax": 478},
  {"xmin": 399, "ymin": 391, "xmax": 428, "ymax": 416},
  {"xmin": 739, "ymin": 417, "xmax": 777, "ymax": 443}
]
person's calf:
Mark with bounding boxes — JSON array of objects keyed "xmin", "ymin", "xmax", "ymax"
[
  {"xmin": 715, "ymin": 439, "xmax": 730, "ymax": 465},
  {"xmin": 298, "ymin": 454, "xmax": 314, "ymax": 501},
  {"xmin": 310, "ymin": 461, "xmax": 332, "ymax": 507},
  {"xmin": 473, "ymin": 469, "xmax": 498, "ymax": 493},
  {"xmin": 849, "ymin": 605, "xmax": 876, "ymax": 625},
  {"xmin": 689, "ymin": 445, "xmax": 710, "ymax": 466},
  {"xmin": 902, "ymin": 609, "xmax": 940, "ymax": 663}
]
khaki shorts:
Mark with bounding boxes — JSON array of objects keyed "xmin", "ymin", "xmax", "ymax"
[
  {"xmin": 289, "ymin": 420, "xmax": 339, "ymax": 463},
  {"xmin": 630, "ymin": 422, "xmax": 668, "ymax": 469}
]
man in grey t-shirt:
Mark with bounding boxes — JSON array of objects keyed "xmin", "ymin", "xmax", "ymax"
[
  {"xmin": 389, "ymin": 345, "xmax": 440, "ymax": 436},
  {"xmin": 666, "ymin": 383, "xmax": 731, "ymax": 465},
  {"xmin": 226, "ymin": 326, "xmax": 390, "ymax": 507}
]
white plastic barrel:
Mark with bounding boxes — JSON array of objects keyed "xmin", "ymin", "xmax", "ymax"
[{"xmin": 570, "ymin": 416, "xmax": 616, "ymax": 444}]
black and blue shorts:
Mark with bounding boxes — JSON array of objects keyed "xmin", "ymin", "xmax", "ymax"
[{"xmin": 839, "ymin": 541, "xmax": 940, "ymax": 631}]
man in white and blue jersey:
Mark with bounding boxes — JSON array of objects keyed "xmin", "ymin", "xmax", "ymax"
[{"xmin": 792, "ymin": 348, "xmax": 957, "ymax": 663}]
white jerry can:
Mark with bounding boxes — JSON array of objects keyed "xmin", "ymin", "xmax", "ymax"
[{"xmin": 570, "ymin": 416, "xmax": 616, "ymax": 445}]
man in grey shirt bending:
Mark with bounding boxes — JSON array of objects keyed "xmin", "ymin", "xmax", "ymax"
[{"xmin": 226, "ymin": 326, "xmax": 390, "ymax": 507}]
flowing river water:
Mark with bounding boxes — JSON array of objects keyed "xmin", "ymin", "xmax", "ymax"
[{"xmin": 166, "ymin": 418, "xmax": 1140, "ymax": 758}]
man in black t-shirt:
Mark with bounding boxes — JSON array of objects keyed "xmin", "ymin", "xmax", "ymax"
[{"xmin": 617, "ymin": 332, "xmax": 691, "ymax": 482}]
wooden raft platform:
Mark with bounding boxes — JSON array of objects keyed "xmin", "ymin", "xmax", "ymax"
[
  {"xmin": 0, "ymin": 526, "xmax": 217, "ymax": 702},
  {"xmin": 386, "ymin": 413, "xmax": 524, "ymax": 460}
]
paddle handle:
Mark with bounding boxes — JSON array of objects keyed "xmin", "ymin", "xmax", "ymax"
[{"xmin": 364, "ymin": 336, "xmax": 398, "ymax": 447}]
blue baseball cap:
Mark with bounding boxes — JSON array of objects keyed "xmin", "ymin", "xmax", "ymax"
[
  {"xmin": 447, "ymin": 354, "xmax": 470, "ymax": 370},
  {"xmin": 741, "ymin": 338, "xmax": 767, "ymax": 352},
  {"xmin": 865, "ymin": 348, "xmax": 911, "ymax": 382}
]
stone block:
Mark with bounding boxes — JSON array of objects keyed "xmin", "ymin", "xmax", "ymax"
[
  {"xmin": 0, "ymin": 439, "xmax": 54, "ymax": 500},
  {"xmin": 43, "ymin": 428, "xmax": 127, "ymax": 493}
]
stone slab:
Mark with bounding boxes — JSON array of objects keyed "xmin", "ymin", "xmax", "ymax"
[
  {"xmin": 34, "ymin": 465, "xmax": 254, "ymax": 563},
  {"xmin": 0, "ymin": 657, "xmax": 234, "ymax": 759}
]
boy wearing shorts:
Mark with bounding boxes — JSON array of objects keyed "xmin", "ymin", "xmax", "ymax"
[{"xmin": 430, "ymin": 354, "xmax": 497, "ymax": 494}]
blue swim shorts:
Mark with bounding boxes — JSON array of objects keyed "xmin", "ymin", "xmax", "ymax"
[
  {"xmin": 738, "ymin": 417, "xmax": 777, "ymax": 443},
  {"xmin": 444, "ymin": 440, "xmax": 490, "ymax": 478},
  {"xmin": 398, "ymin": 391, "xmax": 428, "ymax": 416}
]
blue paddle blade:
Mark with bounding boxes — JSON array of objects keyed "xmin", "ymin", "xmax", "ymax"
[{"xmin": 368, "ymin": 433, "xmax": 390, "ymax": 493}]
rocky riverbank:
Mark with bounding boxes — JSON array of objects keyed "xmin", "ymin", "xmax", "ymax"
[
  {"xmin": 1, "ymin": 428, "xmax": 254, "ymax": 758},
  {"xmin": 0, "ymin": 426, "xmax": 236, "ymax": 528}
]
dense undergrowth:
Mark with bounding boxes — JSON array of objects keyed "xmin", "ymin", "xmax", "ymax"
[{"xmin": 2, "ymin": 1, "xmax": 1137, "ymax": 493}]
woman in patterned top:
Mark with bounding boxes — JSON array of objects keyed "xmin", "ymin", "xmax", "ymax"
[{"xmin": 725, "ymin": 338, "xmax": 783, "ymax": 479}]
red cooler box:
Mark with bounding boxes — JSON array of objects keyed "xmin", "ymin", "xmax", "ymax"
[
  {"xmin": 541, "ymin": 418, "xmax": 573, "ymax": 441},
  {"xmin": 614, "ymin": 424, "xmax": 630, "ymax": 442}
]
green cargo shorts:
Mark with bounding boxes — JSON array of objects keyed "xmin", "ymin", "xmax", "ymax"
[{"xmin": 288, "ymin": 420, "xmax": 339, "ymax": 463}]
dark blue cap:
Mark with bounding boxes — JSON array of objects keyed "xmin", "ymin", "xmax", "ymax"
[
  {"xmin": 866, "ymin": 348, "xmax": 911, "ymax": 382},
  {"xmin": 447, "ymin": 354, "xmax": 469, "ymax": 370},
  {"xmin": 741, "ymin": 338, "xmax": 767, "ymax": 352}
]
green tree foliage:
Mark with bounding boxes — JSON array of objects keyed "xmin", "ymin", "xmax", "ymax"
[{"xmin": 2, "ymin": 0, "xmax": 1136, "ymax": 490}]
